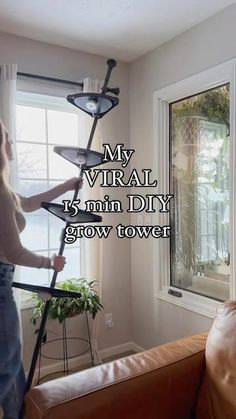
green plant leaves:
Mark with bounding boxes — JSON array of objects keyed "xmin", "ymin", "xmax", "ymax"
[{"xmin": 29, "ymin": 278, "xmax": 103, "ymax": 325}]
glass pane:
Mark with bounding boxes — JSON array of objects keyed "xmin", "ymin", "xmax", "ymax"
[
  {"xmin": 17, "ymin": 179, "xmax": 47, "ymax": 196},
  {"xmin": 47, "ymin": 110, "xmax": 78, "ymax": 145},
  {"xmin": 19, "ymin": 250, "xmax": 50, "ymax": 286},
  {"xmin": 16, "ymin": 105, "xmax": 46, "ymax": 143},
  {"xmin": 48, "ymin": 145, "xmax": 78, "ymax": 180},
  {"xmin": 17, "ymin": 179, "xmax": 48, "ymax": 216},
  {"xmin": 49, "ymin": 213, "xmax": 64, "ymax": 249},
  {"xmin": 20, "ymin": 214, "xmax": 48, "ymax": 251},
  {"xmin": 58, "ymin": 247, "xmax": 81, "ymax": 282},
  {"xmin": 170, "ymin": 84, "xmax": 230, "ymax": 301},
  {"xmin": 17, "ymin": 143, "xmax": 47, "ymax": 178}
]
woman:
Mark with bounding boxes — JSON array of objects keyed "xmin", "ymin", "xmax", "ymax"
[{"xmin": 0, "ymin": 119, "xmax": 83, "ymax": 419}]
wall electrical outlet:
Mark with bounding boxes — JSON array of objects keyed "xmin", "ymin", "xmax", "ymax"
[{"xmin": 105, "ymin": 313, "xmax": 114, "ymax": 328}]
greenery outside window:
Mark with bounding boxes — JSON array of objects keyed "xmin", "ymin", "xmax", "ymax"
[
  {"xmin": 154, "ymin": 60, "xmax": 236, "ymax": 317},
  {"xmin": 169, "ymin": 84, "xmax": 230, "ymax": 302}
]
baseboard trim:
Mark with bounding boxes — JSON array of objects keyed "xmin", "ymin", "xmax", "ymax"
[
  {"xmin": 98, "ymin": 341, "xmax": 144, "ymax": 360},
  {"xmin": 130, "ymin": 342, "xmax": 145, "ymax": 353},
  {"xmin": 27, "ymin": 341, "xmax": 145, "ymax": 381}
]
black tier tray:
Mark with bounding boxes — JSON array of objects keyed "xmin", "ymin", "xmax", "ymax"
[
  {"xmin": 41, "ymin": 202, "xmax": 102, "ymax": 223},
  {"xmin": 12, "ymin": 282, "xmax": 81, "ymax": 299},
  {"xmin": 53, "ymin": 146, "xmax": 108, "ymax": 169},
  {"xmin": 67, "ymin": 92, "xmax": 119, "ymax": 118}
]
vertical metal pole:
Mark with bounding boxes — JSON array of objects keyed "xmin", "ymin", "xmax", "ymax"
[
  {"xmin": 62, "ymin": 321, "xmax": 66, "ymax": 374},
  {"xmin": 37, "ymin": 343, "xmax": 42, "ymax": 385},
  {"xmin": 85, "ymin": 312, "xmax": 94, "ymax": 367},
  {"xmin": 64, "ymin": 319, "xmax": 69, "ymax": 374}
]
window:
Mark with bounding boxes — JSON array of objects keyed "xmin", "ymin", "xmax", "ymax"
[
  {"xmin": 153, "ymin": 60, "xmax": 236, "ymax": 317},
  {"xmin": 170, "ymin": 84, "xmax": 230, "ymax": 301},
  {"xmin": 16, "ymin": 91, "xmax": 85, "ymax": 305}
]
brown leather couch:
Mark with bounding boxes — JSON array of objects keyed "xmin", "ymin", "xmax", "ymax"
[{"xmin": 25, "ymin": 301, "xmax": 236, "ymax": 419}]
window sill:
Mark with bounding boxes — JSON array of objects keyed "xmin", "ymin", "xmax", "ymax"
[
  {"xmin": 19, "ymin": 291, "xmax": 37, "ymax": 310},
  {"xmin": 156, "ymin": 286, "xmax": 222, "ymax": 319},
  {"xmin": 20, "ymin": 298, "xmax": 36, "ymax": 310}
]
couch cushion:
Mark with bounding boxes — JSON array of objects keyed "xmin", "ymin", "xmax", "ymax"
[{"xmin": 196, "ymin": 300, "xmax": 236, "ymax": 419}]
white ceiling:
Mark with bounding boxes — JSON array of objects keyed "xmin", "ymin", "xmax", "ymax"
[{"xmin": 0, "ymin": 0, "xmax": 235, "ymax": 62}]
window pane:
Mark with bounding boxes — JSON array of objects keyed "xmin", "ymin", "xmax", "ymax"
[
  {"xmin": 17, "ymin": 143, "xmax": 47, "ymax": 178},
  {"xmin": 16, "ymin": 95, "xmax": 82, "ymax": 305},
  {"xmin": 20, "ymin": 214, "xmax": 48, "ymax": 251},
  {"xmin": 170, "ymin": 84, "xmax": 230, "ymax": 301},
  {"xmin": 17, "ymin": 179, "xmax": 47, "ymax": 196},
  {"xmin": 58, "ymin": 247, "xmax": 81, "ymax": 281},
  {"xmin": 16, "ymin": 105, "xmax": 46, "ymax": 143},
  {"xmin": 48, "ymin": 145, "xmax": 78, "ymax": 180},
  {"xmin": 19, "ymin": 250, "xmax": 50, "ymax": 286},
  {"xmin": 49, "ymin": 213, "xmax": 64, "ymax": 249},
  {"xmin": 17, "ymin": 180, "xmax": 49, "ymax": 217},
  {"xmin": 47, "ymin": 110, "xmax": 78, "ymax": 145}
]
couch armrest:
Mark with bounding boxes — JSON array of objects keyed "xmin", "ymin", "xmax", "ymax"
[{"xmin": 25, "ymin": 333, "xmax": 207, "ymax": 419}]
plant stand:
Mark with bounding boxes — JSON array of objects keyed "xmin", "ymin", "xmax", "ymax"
[{"xmin": 36, "ymin": 312, "xmax": 94, "ymax": 384}]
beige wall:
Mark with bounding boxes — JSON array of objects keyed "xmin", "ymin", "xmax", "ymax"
[
  {"xmin": 129, "ymin": 4, "xmax": 236, "ymax": 348},
  {"xmin": 0, "ymin": 32, "xmax": 131, "ymax": 369}
]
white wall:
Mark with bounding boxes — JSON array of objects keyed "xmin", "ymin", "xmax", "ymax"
[
  {"xmin": 129, "ymin": 4, "xmax": 236, "ymax": 348},
  {"xmin": 0, "ymin": 32, "xmax": 131, "ymax": 369}
]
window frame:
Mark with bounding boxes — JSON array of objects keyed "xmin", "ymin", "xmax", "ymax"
[
  {"xmin": 153, "ymin": 59, "xmax": 236, "ymax": 318},
  {"xmin": 16, "ymin": 89, "xmax": 86, "ymax": 309}
]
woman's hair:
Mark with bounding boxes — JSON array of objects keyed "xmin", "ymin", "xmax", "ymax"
[
  {"xmin": 0, "ymin": 118, "xmax": 10, "ymax": 186},
  {"xmin": 0, "ymin": 118, "xmax": 21, "ymax": 210}
]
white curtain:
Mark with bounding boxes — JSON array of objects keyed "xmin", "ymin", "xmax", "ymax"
[
  {"xmin": 79, "ymin": 77, "xmax": 104, "ymax": 364},
  {"xmin": 0, "ymin": 64, "xmax": 23, "ymax": 343},
  {"xmin": 0, "ymin": 64, "xmax": 18, "ymax": 187}
]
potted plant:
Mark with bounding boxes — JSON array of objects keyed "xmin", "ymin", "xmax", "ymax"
[{"xmin": 30, "ymin": 278, "xmax": 103, "ymax": 326}]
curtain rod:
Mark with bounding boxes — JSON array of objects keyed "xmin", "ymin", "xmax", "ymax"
[{"xmin": 17, "ymin": 71, "xmax": 83, "ymax": 88}]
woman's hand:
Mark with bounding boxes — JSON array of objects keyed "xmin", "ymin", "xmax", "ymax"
[
  {"xmin": 64, "ymin": 177, "xmax": 83, "ymax": 192},
  {"xmin": 51, "ymin": 255, "xmax": 66, "ymax": 272}
]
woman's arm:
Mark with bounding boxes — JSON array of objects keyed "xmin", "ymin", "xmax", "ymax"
[{"xmin": 19, "ymin": 177, "xmax": 83, "ymax": 213}]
